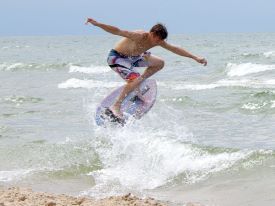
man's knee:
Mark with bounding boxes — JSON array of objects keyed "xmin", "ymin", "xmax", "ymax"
[
  {"xmin": 154, "ymin": 59, "xmax": 165, "ymax": 70},
  {"xmin": 159, "ymin": 59, "xmax": 165, "ymax": 69}
]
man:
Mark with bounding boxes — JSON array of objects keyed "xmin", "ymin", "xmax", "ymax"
[{"xmin": 86, "ymin": 18, "xmax": 207, "ymax": 121}]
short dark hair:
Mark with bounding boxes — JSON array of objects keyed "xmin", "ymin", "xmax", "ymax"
[{"xmin": 150, "ymin": 23, "xmax": 168, "ymax": 40}]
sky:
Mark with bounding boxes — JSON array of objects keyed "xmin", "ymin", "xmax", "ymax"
[{"xmin": 0, "ymin": 0, "xmax": 275, "ymax": 36}]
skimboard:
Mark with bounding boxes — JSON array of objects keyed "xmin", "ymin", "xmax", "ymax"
[{"xmin": 95, "ymin": 79, "xmax": 157, "ymax": 126}]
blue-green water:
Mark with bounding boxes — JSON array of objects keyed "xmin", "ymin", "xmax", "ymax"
[{"xmin": 1, "ymin": 34, "xmax": 275, "ymax": 205}]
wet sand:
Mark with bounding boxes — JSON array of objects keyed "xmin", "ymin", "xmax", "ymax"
[{"xmin": 0, "ymin": 187, "xmax": 169, "ymax": 206}]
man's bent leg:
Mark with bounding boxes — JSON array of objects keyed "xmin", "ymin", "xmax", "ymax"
[
  {"xmin": 110, "ymin": 77, "xmax": 144, "ymax": 118},
  {"xmin": 141, "ymin": 55, "xmax": 165, "ymax": 79},
  {"xmin": 110, "ymin": 55, "xmax": 164, "ymax": 118}
]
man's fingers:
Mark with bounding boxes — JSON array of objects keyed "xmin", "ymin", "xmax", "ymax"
[
  {"xmin": 195, "ymin": 57, "xmax": 207, "ymax": 66},
  {"xmin": 199, "ymin": 58, "xmax": 207, "ymax": 66},
  {"xmin": 203, "ymin": 59, "xmax": 207, "ymax": 66},
  {"xmin": 86, "ymin": 18, "xmax": 93, "ymax": 24},
  {"xmin": 85, "ymin": 18, "xmax": 90, "ymax": 25}
]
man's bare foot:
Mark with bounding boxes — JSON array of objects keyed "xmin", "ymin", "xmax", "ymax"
[
  {"xmin": 136, "ymin": 93, "xmax": 146, "ymax": 102},
  {"xmin": 109, "ymin": 105, "xmax": 123, "ymax": 118},
  {"xmin": 136, "ymin": 93, "xmax": 150, "ymax": 107}
]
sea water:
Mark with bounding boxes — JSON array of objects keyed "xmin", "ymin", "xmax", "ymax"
[{"xmin": 0, "ymin": 34, "xmax": 275, "ymax": 206}]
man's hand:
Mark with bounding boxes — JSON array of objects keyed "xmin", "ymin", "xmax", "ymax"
[
  {"xmin": 195, "ymin": 56, "xmax": 207, "ymax": 66},
  {"xmin": 85, "ymin": 18, "xmax": 99, "ymax": 26}
]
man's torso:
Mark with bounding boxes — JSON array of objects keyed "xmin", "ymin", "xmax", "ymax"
[{"xmin": 114, "ymin": 32, "xmax": 155, "ymax": 56}]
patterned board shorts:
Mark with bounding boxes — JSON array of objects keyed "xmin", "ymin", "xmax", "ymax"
[{"xmin": 107, "ymin": 49, "xmax": 150, "ymax": 81}]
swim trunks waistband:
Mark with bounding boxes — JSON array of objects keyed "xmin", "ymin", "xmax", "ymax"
[{"xmin": 110, "ymin": 49, "xmax": 141, "ymax": 58}]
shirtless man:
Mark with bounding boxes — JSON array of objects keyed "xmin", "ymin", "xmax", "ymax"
[{"xmin": 86, "ymin": 18, "xmax": 207, "ymax": 120}]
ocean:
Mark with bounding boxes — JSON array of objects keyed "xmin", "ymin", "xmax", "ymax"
[{"xmin": 0, "ymin": 33, "xmax": 275, "ymax": 206}]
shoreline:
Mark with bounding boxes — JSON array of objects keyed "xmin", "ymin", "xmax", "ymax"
[{"xmin": 0, "ymin": 187, "xmax": 172, "ymax": 206}]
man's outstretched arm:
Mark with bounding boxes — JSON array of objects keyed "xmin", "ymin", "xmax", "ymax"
[
  {"xmin": 159, "ymin": 41, "xmax": 207, "ymax": 66},
  {"xmin": 85, "ymin": 18, "xmax": 144, "ymax": 40}
]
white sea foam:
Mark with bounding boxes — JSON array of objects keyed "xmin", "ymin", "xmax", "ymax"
[
  {"xmin": 158, "ymin": 82, "xmax": 219, "ymax": 90},
  {"xmin": 174, "ymin": 83, "xmax": 219, "ymax": 90},
  {"xmin": 81, "ymin": 122, "xmax": 256, "ymax": 198},
  {"xmin": 263, "ymin": 51, "xmax": 275, "ymax": 58},
  {"xmin": 241, "ymin": 51, "xmax": 275, "ymax": 58},
  {"xmin": 1, "ymin": 45, "xmax": 30, "ymax": 50},
  {"xmin": 85, "ymin": 142, "xmax": 253, "ymax": 196},
  {"xmin": 0, "ymin": 169, "xmax": 32, "ymax": 182},
  {"xmin": 215, "ymin": 79, "xmax": 275, "ymax": 89},
  {"xmin": 58, "ymin": 78, "xmax": 123, "ymax": 89},
  {"xmin": 216, "ymin": 79, "xmax": 260, "ymax": 88},
  {"xmin": 0, "ymin": 62, "xmax": 68, "ymax": 71},
  {"xmin": 241, "ymin": 102, "xmax": 268, "ymax": 110},
  {"xmin": 0, "ymin": 63, "xmax": 25, "ymax": 71},
  {"xmin": 241, "ymin": 52, "xmax": 260, "ymax": 57},
  {"xmin": 160, "ymin": 79, "xmax": 275, "ymax": 91},
  {"xmin": 226, "ymin": 63, "xmax": 275, "ymax": 77},
  {"xmin": 69, "ymin": 64, "xmax": 110, "ymax": 74}
]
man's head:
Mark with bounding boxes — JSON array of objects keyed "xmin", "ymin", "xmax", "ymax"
[{"xmin": 150, "ymin": 23, "xmax": 168, "ymax": 41}]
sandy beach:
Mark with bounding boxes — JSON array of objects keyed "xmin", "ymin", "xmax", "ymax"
[{"xmin": 0, "ymin": 187, "xmax": 173, "ymax": 206}]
